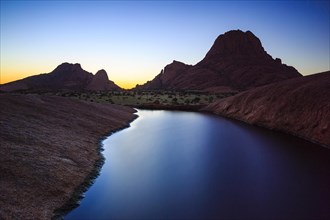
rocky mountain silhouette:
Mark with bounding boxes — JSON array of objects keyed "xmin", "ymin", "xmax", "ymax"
[
  {"xmin": 135, "ymin": 30, "xmax": 301, "ymax": 92},
  {"xmin": 0, "ymin": 63, "xmax": 120, "ymax": 91},
  {"xmin": 86, "ymin": 69, "xmax": 120, "ymax": 91}
]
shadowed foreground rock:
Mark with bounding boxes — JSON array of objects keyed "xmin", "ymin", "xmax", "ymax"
[
  {"xmin": 0, "ymin": 94, "xmax": 136, "ymax": 219},
  {"xmin": 204, "ymin": 71, "xmax": 330, "ymax": 147}
]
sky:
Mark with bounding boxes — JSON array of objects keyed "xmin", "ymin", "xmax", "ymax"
[{"xmin": 1, "ymin": 1, "xmax": 329, "ymax": 89}]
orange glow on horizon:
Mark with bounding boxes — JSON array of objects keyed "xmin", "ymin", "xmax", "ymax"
[
  {"xmin": 0, "ymin": 71, "xmax": 36, "ymax": 85},
  {"xmin": 115, "ymin": 78, "xmax": 154, "ymax": 90},
  {"xmin": 115, "ymin": 81, "xmax": 138, "ymax": 90},
  {"xmin": 0, "ymin": 69, "xmax": 149, "ymax": 90},
  {"xmin": 0, "ymin": 62, "xmax": 54, "ymax": 85}
]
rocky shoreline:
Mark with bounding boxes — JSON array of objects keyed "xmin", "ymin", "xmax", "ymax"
[
  {"xmin": 52, "ymin": 146, "xmax": 105, "ymax": 220},
  {"xmin": 133, "ymin": 104, "xmax": 206, "ymax": 112},
  {"xmin": 0, "ymin": 94, "xmax": 137, "ymax": 219},
  {"xmin": 203, "ymin": 71, "xmax": 330, "ymax": 148},
  {"xmin": 53, "ymin": 116, "xmax": 137, "ymax": 219}
]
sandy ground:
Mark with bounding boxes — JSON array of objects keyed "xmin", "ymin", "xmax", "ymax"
[{"xmin": 0, "ymin": 93, "xmax": 136, "ymax": 219}]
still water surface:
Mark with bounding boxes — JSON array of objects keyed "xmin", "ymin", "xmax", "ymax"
[{"xmin": 66, "ymin": 110, "xmax": 330, "ymax": 219}]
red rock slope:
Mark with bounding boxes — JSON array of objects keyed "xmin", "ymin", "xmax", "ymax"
[
  {"xmin": 135, "ymin": 30, "xmax": 301, "ymax": 92},
  {"xmin": 204, "ymin": 71, "xmax": 330, "ymax": 147},
  {"xmin": 0, "ymin": 94, "xmax": 136, "ymax": 219}
]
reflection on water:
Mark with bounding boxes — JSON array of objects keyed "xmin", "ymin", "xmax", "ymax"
[{"xmin": 66, "ymin": 110, "xmax": 330, "ymax": 219}]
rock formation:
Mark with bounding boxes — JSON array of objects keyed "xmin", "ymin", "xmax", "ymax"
[
  {"xmin": 135, "ymin": 30, "xmax": 301, "ymax": 92},
  {"xmin": 86, "ymin": 69, "xmax": 121, "ymax": 91},
  {"xmin": 0, "ymin": 93, "xmax": 136, "ymax": 219},
  {"xmin": 0, "ymin": 63, "xmax": 121, "ymax": 92},
  {"xmin": 135, "ymin": 61, "xmax": 192, "ymax": 90},
  {"xmin": 203, "ymin": 71, "xmax": 330, "ymax": 147}
]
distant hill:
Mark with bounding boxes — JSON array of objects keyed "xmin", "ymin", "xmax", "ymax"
[
  {"xmin": 135, "ymin": 30, "xmax": 301, "ymax": 92},
  {"xmin": 203, "ymin": 71, "xmax": 330, "ymax": 147},
  {"xmin": 0, "ymin": 63, "xmax": 121, "ymax": 92},
  {"xmin": 86, "ymin": 69, "xmax": 120, "ymax": 91}
]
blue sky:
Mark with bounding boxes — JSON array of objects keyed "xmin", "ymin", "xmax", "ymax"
[{"xmin": 1, "ymin": 0, "xmax": 329, "ymax": 88}]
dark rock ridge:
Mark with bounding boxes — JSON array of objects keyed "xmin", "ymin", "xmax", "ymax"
[
  {"xmin": 203, "ymin": 71, "xmax": 330, "ymax": 147},
  {"xmin": 0, "ymin": 63, "xmax": 121, "ymax": 91},
  {"xmin": 135, "ymin": 60, "xmax": 192, "ymax": 90},
  {"xmin": 86, "ymin": 69, "xmax": 120, "ymax": 91},
  {"xmin": 135, "ymin": 30, "xmax": 301, "ymax": 92}
]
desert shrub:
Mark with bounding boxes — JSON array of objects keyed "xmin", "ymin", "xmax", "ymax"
[{"xmin": 193, "ymin": 97, "xmax": 200, "ymax": 103}]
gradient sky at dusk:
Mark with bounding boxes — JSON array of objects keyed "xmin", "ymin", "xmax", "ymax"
[{"xmin": 1, "ymin": 1, "xmax": 329, "ymax": 88}]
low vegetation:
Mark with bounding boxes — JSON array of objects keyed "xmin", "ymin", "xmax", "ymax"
[{"xmin": 17, "ymin": 90, "xmax": 237, "ymax": 109}]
